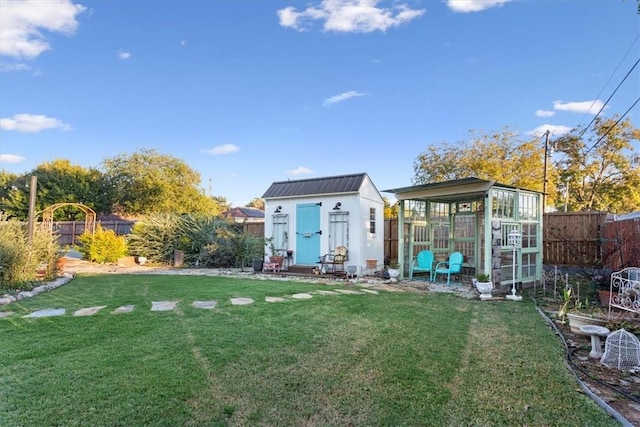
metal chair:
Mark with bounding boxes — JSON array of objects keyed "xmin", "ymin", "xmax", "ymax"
[
  {"xmin": 432, "ymin": 252, "xmax": 464, "ymax": 284},
  {"xmin": 409, "ymin": 250, "xmax": 434, "ymax": 281}
]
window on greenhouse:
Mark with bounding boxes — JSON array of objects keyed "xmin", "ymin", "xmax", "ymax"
[
  {"xmin": 429, "ymin": 202, "xmax": 449, "ymax": 222},
  {"xmin": 521, "ymin": 223, "xmax": 537, "ymax": 249},
  {"xmin": 519, "ymin": 193, "xmax": 538, "ymax": 220},
  {"xmin": 492, "ymin": 189, "xmax": 515, "ymax": 219}
]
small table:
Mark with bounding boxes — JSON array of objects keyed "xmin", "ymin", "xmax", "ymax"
[{"xmin": 579, "ymin": 325, "xmax": 610, "ymax": 358}]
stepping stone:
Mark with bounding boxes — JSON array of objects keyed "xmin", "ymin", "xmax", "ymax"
[
  {"xmin": 265, "ymin": 296, "xmax": 287, "ymax": 303},
  {"xmin": 192, "ymin": 301, "xmax": 217, "ymax": 309},
  {"xmin": 113, "ymin": 305, "xmax": 134, "ymax": 314},
  {"xmin": 334, "ymin": 289, "xmax": 365, "ymax": 295},
  {"xmin": 74, "ymin": 306, "xmax": 107, "ymax": 316},
  {"xmin": 230, "ymin": 297, "xmax": 254, "ymax": 305},
  {"xmin": 0, "ymin": 311, "xmax": 14, "ymax": 318},
  {"xmin": 315, "ymin": 290, "xmax": 339, "ymax": 296},
  {"xmin": 291, "ymin": 293, "xmax": 313, "ymax": 300},
  {"xmin": 23, "ymin": 308, "xmax": 65, "ymax": 318},
  {"xmin": 360, "ymin": 289, "xmax": 379, "ymax": 295},
  {"xmin": 151, "ymin": 301, "xmax": 179, "ymax": 311}
]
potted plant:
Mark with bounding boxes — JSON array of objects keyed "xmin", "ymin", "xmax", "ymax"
[
  {"xmin": 387, "ymin": 260, "xmax": 401, "ymax": 281},
  {"xmin": 474, "ymin": 273, "xmax": 493, "ymax": 300},
  {"xmin": 265, "ymin": 237, "xmax": 284, "ymax": 268}
]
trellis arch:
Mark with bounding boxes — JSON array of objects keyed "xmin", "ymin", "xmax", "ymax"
[{"xmin": 40, "ymin": 203, "xmax": 96, "ymax": 236}]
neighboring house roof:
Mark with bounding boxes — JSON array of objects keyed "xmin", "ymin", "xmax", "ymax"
[
  {"xmin": 263, "ymin": 173, "xmax": 373, "ymax": 199},
  {"xmin": 223, "ymin": 207, "xmax": 265, "ymax": 222}
]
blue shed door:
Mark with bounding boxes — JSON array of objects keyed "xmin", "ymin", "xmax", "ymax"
[{"xmin": 296, "ymin": 203, "xmax": 321, "ymax": 265}]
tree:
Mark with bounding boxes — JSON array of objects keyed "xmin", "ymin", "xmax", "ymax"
[
  {"xmin": 413, "ymin": 127, "xmax": 548, "ymax": 193},
  {"xmin": 0, "ymin": 160, "xmax": 112, "ymax": 220},
  {"xmin": 383, "ymin": 197, "xmax": 398, "ymax": 219},
  {"xmin": 102, "ymin": 148, "xmax": 226, "ymax": 217},
  {"xmin": 246, "ymin": 197, "xmax": 265, "ymax": 210},
  {"xmin": 553, "ymin": 116, "xmax": 640, "ymax": 213}
]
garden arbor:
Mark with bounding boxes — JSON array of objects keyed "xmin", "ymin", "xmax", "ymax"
[
  {"xmin": 40, "ymin": 203, "xmax": 96, "ymax": 237},
  {"xmin": 383, "ymin": 178, "xmax": 544, "ymax": 293}
]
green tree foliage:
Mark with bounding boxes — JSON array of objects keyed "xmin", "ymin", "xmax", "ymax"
[
  {"xmin": 246, "ymin": 197, "xmax": 265, "ymax": 210},
  {"xmin": 0, "ymin": 160, "xmax": 112, "ymax": 220},
  {"xmin": 413, "ymin": 127, "xmax": 547, "ymax": 193},
  {"xmin": 102, "ymin": 149, "xmax": 225, "ymax": 217},
  {"xmin": 127, "ymin": 213, "xmax": 261, "ymax": 268},
  {"xmin": 553, "ymin": 116, "xmax": 640, "ymax": 213}
]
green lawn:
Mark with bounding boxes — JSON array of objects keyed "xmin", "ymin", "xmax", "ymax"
[{"xmin": 0, "ymin": 275, "xmax": 618, "ymax": 426}]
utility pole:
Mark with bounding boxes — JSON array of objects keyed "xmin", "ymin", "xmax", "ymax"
[
  {"xmin": 27, "ymin": 175, "xmax": 37, "ymax": 245},
  {"xmin": 542, "ymin": 130, "xmax": 551, "ymax": 212}
]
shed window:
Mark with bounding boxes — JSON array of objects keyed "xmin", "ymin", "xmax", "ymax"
[{"xmin": 369, "ymin": 208, "xmax": 376, "ymax": 234}]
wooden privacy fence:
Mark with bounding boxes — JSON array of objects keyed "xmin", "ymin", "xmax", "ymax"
[
  {"xmin": 601, "ymin": 217, "xmax": 640, "ymax": 270},
  {"xmin": 53, "ymin": 220, "xmax": 136, "ymax": 246},
  {"xmin": 543, "ymin": 212, "xmax": 608, "ymax": 267},
  {"xmin": 51, "ymin": 220, "xmax": 264, "ymax": 246}
]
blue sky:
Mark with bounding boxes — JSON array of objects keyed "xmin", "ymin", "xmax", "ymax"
[{"xmin": 0, "ymin": 0, "xmax": 638, "ymax": 207}]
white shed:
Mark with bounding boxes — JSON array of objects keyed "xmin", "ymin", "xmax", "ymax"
[{"xmin": 262, "ymin": 173, "xmax": 385, "ymax": 273}]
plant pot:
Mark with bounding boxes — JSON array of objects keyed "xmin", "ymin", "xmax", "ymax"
[
  {"xmin": 476, "ymin": 281, "xmax": 493, "ymax": 300},
  {"xmin": 387, "ymin": 268, "xmax": 400, "ymax": 282},
  {"xmin": 597, "ymin": 289, "xmax": 617, "ymax": 307},
  {"xmin": 269, "ymin": 256, "xmax": 284, "ymax": 268},
  {"xmin": 252, "ymin": 259, "xmax": 264, "ymax": 272},
  {"xmin": 566, "ymin": 312, "xmax": 608, "ymax": 335}
]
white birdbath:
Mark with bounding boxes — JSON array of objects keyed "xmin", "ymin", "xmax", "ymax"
[{"xmin": 579, "ymin": 324, "xmax": 610, "ymax": 358}]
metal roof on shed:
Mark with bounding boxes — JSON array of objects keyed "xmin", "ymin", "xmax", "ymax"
[{"xmin": 262, "ymin": 173, "xmax": 368, "ymax": 199}]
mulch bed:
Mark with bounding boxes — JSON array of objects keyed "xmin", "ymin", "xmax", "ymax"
[{"xmin": 539, "ymin": 302, "xmax": 640, "ymax": 425}]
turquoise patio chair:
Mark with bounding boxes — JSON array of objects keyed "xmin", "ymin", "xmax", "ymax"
[
  {"xmin": 409, "ymin": 250, "xmax": 434, "ymax": 281},
  {"xmin": 432, "ymin": 252, "xmax": 464, "ymax": 284}
]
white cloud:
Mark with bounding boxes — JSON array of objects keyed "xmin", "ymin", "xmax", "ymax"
[
  {"xmin": 0, "ymin": 113, "xmax": 72, "ymax": 132},
  {"xmin": 0, "ymin": 62, "xmax": 30, "ymax": 72},
  {"xmin": 535, "ymin": 109, "xmax": 555, "ymax": 118},
  {"xmin": 527, "ymin": 124, "xmax": 573, "ymax": 138},
  {"xmin": 117, "ymin": 51, "xmax": 132, "ymax": 60},
  {"xmin": 553, "ymin": 100, "xmax": 605, "ymax": 115},
  {"xmin": 204, "ymin": 144, "xmax": 240, "ymax": 155},
  {"xmin": 323, "ymin": 90, "xmax": 366, "ymax": 106},
  {"xmin": 0, "ymin": 0, "xmax": 86, "ymax": 59},
  {"xmin": 288, "ymin": 166, "xmax": 313, "ymax": 176},
  {"xmin": 278, "ymin": 0, "xmax": 425, "ymax": 33},
  {"xmin": 446, "ymin": 0, "xmax": 511, "ymax": 13},
  {"xmin": 0, "ymin": 153, "xmax": 26, "ymax": 163}
]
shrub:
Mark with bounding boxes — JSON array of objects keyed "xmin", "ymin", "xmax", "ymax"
[
  {"xmin": 0, "ymin": 218, "xmax": 62, "ymax": 290},
  {"xmin": 78, "ymin": 224, "xmax": 127, "ymax": 264},
  {"xmin": 126, "ymin": 213, "xmax": 262, "ymax": 268}
]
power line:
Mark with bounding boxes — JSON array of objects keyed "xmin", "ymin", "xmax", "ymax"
[
  {"xmin": 574, "ymin": 34, "xmax": 640, "ymax": 137},
  {"xmin": 577, "ymin": 56, "xmax": 640, "ymax": 141},
  {"xmin": 583, "ymin": 96, "xmax": 640, "ymax": 156}
]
